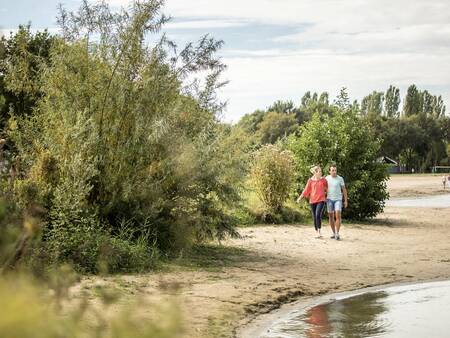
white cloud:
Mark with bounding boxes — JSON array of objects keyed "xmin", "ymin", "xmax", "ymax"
[
  {"xmin": 104, "ymin": 0, "xmax": 450, "ymax": 121},
  {"xmin": 165, "ymin": 19, "xmax": 247, "ymax": 29},
  {"xmin": 220, "ymin": 51, "xmax": 450, "ymax": 122},
  {"xmin": 21, "ymin": 0, "xmax": 440, "ymax": 121}
]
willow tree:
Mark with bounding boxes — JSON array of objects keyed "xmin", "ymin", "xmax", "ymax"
[{"xmin": 10, "ymin": 0, "xmax": 241, "ymax": 268}]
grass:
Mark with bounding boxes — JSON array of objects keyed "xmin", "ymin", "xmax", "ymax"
[
  {"xmin": 167, "ymin": 244, "xmax": 268, "ymax": 273},
  {"xmin": 236, "ymin": 185, "xmax": 308, "ymax": 226}
]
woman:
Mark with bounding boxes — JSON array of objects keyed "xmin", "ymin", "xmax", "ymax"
[{"xmin": 297, "ymin": 165, "xmax": 328, "ymax": 238}]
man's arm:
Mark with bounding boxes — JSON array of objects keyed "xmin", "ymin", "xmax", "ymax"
[{"xmin": 342, "ymin": 185, "xmax": 348, "ymax": 208}]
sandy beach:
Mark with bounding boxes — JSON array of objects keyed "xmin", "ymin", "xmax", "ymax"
[{"xmin": 74, "ymin": 174, "xmax": 450, "ymax": 337}]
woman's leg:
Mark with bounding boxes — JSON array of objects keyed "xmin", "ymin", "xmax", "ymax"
[
  {"xmin": 315, "ymin": 201, "xmax": 325, "ymax": 230},
  {"xmin": 310, "ymin": 203, "xmax": 318, "ymax": 230}
]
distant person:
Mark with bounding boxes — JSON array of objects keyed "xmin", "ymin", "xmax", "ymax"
[
  {"xmin": 297, "ymin": 165, "xmax": 328, "ymax": 238},
  {"xmin": 326, "ymin": 165, "xmax": 348, "ymax": 240},
  {"xmin": 443, "ymin": 175, "xmax": 447, "ymax": 190}
]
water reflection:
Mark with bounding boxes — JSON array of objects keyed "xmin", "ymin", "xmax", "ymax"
[
  {"xmin": 301, "ymin": 292, "xmax": 388, "ymax": 338},
  {"xmin": 266, "ymin": 281, "xmax": 450, "ymax": 338}
]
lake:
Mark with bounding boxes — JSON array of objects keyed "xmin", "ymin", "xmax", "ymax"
[
  {"xmin": 261, "ymin": 280, "xmax": 450, "ymax": 338},
  {"xmin": 386, "ymin": 193, "xmax": 450, "ymax": 208}
]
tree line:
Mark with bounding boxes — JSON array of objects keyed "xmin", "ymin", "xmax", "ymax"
[{"xmin": 236, "ymin": 86, "xmax": 450, "ymax": 172}]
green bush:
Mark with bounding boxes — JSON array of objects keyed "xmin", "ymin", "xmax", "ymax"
[
  {"xmin": 5, "ymin": 0, "xmax": 243, "ymax": 271},
  {"xmin": 250, "ymin": 144, "xmax": 294, "ymax": 213},
  {"xmin": 288, "ymin": 110, "xmax": 389, "ymax": 219},
  {"xmin": 0, "ymin": 272, "xmax": 183, "ymax": 338},
  {"xmin": 98, "ymin": 236, "xmax": 158, "ymax": 274}
]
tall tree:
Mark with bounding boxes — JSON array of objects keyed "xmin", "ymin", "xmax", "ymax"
[
  {"xmin": 421, "ymin": 90, "xmax": 434, "ymax": 116},
  {"xmin": 334, "ymin": 87, "xmax": 350, "ymax": 111},
  {"xmin": 432, "ymin": 95, "xmax": 446, "ymax": 118},
  {"xmin": 267, "ymin": 100, "xmax": 296, "ymax": 114},
  {"xmin": 384, "ymin": 85, "xmax": 400, "ymax": 118},
  {"xmin": 0, "ymin": 25, "xmax": 55, "ymax": 128},
  {"xmin": 361, "ymin": 91, "xmax": 384, "ymax": 116},
  {"xmin": 403, "ymin": 84, "xmax": 422, "ymax": 117}
]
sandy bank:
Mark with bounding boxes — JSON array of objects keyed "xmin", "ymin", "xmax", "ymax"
[{"xmin": 73, "ymin": 174, "xmax": 450, "ymax": 337}]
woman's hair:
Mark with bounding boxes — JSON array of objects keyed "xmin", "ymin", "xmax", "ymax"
[{"xmin": 310, "ymin": 165, "xmax": 321, "ymax": 175}]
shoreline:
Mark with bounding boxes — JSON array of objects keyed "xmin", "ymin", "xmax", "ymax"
[
  {"xmin": 237, "ymin": 277, "xmax": 450, "ymax": 337},
  {"xmin": 70, "ymin": 175, "xmax": 450, "ymax": 337}
]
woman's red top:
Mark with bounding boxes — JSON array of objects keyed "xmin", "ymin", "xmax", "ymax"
[{"xmin": 302, "ymin": 177, "xmax": 328, "ymax": 204}]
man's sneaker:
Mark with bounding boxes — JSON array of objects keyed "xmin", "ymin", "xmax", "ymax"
[
  {"xmin": 335, "ymin": 234, "xmax": 341, "ymax": 240},
  {"xmin": 330, "ymin": 234, "xmax": 336, "ymax": 239}
]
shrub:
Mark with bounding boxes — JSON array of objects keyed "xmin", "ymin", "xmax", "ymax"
[
  {"xmin": 250, "ymin": 144, "xmax": 294, "ymax": 213},
  {"xmin": 6, "ymin": 0, "xmax": 243, "ymax": 270},
  {"xmin": 0, "ymin": 272, "xmax": 183, "ymax": 338},
  {"xmin": 288, "ymin": 110, "xmax": 389, "ymax": 219}
]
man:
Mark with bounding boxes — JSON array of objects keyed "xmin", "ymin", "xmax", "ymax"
[{"xmin": 326, "ymin": 165, "xmax": 348, "ymax": 240}]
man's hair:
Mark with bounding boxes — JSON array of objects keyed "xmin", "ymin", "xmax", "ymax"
[{"xmin": 329, "ymin": 164, "xmax": 337, "ymax": 169}]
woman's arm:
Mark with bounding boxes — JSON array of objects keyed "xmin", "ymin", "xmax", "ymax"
[{"xmin": 297, "ymin": 179, "xmax": 311, "ymax": 203}]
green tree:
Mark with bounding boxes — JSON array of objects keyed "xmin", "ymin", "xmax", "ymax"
[
  {"xmin": 403, "ymin": 84, "xmax": 422, "ymax": 117},
  {"xmin": 267, "ymin": 100, "xmax": 296, "ymax": 114},
  {"xmin": 384, "ymin": 85, "xmax": 400, "ymax": 118},
  {"xmin": 431, "ymin": 95, "xmax": 446, "ymax": 118},
  {"xmin": 257, "ymin": 111, "xmax": 298, "ymax": 144},
  {"xmin": 9, "ymin": 0, "xmax": 242, "ymax": 270},
  {"xmin": 289, "ymin": 110, "xmax": 389, "ymax": 219},
  {"xmin": 361, "ymin": 91, "xmax": 384, "ymax": 116},
  {"xmin": 236, "ymin": 109, "xmax": 266, "ymax": 134},
  {"xmin": 0, "ymin": 25, "xmax": 55, "ymax": 125},
  {"xmin": 334, "ymin": 87, "xmax": 351, "ymax": 111},
  {"xmin": 298, "ymin": 91, "xmax": 334, "ymax": 121}
]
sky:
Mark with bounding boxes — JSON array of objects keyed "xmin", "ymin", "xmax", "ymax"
[{"xmin": 1, "ymin": 0, "xmax": 450, "ymax": 122}]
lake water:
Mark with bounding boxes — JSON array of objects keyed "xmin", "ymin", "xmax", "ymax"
[
  {"xmin": 262, "ymin": 280, "xmax": 450, "ymax": 338},
  {"xmin": 386, "ymin": 193, "xmax": 450, "ymax": 208}
]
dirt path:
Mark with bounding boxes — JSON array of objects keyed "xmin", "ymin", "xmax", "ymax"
[{"xmin": 72, "ymin": 175, "xmax": 450, "ymax": 337}]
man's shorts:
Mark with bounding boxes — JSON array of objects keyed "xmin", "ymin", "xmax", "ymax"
[{"xmin": 327, "ymin": 199, "xmax": 342, "ymax": 213}]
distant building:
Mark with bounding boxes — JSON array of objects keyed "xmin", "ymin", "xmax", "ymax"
[{"xmin": 377, "ymin": 156, "xmax": 401, "ymax": 173}]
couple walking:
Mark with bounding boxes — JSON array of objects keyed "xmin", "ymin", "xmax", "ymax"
[{"xmin": 296, "ymin": 164, "xmax": 348, "ymax": 240}]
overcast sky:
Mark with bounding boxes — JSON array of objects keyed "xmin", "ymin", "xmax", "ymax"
[{"xmin": 1, "ymin": 0, "xmax": 450, "ymax": 121}]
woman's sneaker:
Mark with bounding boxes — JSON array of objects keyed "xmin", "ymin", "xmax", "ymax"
[
  {"xmin": 330, "ymin": 234, "xmax": 336, "ymax": 239},
  {"xmin": 335, "ymin": 234, "xmax": 341, "ymax": 240}
]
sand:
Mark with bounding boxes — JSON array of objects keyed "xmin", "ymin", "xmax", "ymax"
[{"xmin": 73, "ymin": 174, "xmax": 450, "ymax": 337}]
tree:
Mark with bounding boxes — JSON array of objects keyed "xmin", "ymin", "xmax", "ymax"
[
  {"xmin": 384, "ymin": 85, "xmax": 400, "ymax": 118},
  {"xmin": 432, "ymin": 95, "xmax": 446, "ymax": 118},
  {"xmin": 298, "ymin": 91, "xmax": 334, "ymax": 122},
  {"xmin": 267, "ymin": 100, "xmax": 296, "ymax": 114},
  {"xmin": 0, "ymin": 25, "xmax": 55, "ymax": 128},
  {"xmin": 289, "ymin": 110, "xmax": 389, "ymax": 219},
  {"xmin": 334, "ymin": 87, "xmax": 351, "ymax": 111},
  {"xmin": 8, "ymin": 0, "xmax": 242, "ymax": 270},
  {"xmin": 361, "ymin": 91, "xmax": 384, "ymax": 116},
  {"xmin": 257, "ymin": 111, "xmax": 298, "ymax": 144},
  {"xmin": 403, "ymin": 84, "xmax": 422, "ymax": 117}
]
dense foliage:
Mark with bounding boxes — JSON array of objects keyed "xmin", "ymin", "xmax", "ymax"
[
  {"xmin": 1, "ymin": 1, "xmax": 243, "ymax": 272},
  {"xmin": 289, "ymin": 110, "xmax": 389, "ymax": 219},
  {"xmin": 250, "ymin": 144, "xmax": 294, "ymax": 213},
  {"xmin": 236, "ymin": 86, "xmax": 449, "ymax": 172}
]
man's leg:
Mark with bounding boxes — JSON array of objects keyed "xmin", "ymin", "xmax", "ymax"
[
  {"xmin": 327, "ymin": 200, "xmax": 336, "ymax": 236},
  {"xmin": 334, "ymin": 200, "xmax": 343, "ymax": 239},
  {"xmin": 328, "ymin": 213, "xmax": 335, "ymax": 234},
  {"xmin": 335, "ymin": 211, "xmax": 341, "ymax": 234}
]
